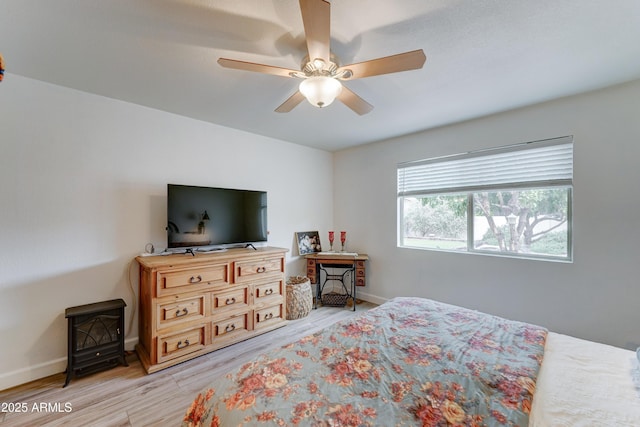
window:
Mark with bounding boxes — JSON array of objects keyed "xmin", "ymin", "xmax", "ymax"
[{"xmin": 397, "ymin": 136, "xmax": 573, "ymax": 261}]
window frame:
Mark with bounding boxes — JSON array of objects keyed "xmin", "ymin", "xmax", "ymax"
[{"xmin": 397, "ymin": 137, "xmax": 574, "ymax": 262}]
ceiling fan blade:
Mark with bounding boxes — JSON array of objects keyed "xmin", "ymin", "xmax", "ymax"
[
  {"xmin": 337, "ymin": 49, "xmax": 426, "ymax": 80},
  {"xmin": 218, "ymin": 58, "xmax": 298, "ymax": 78},
  {"xmin": 275, "ymin": 90, "xmax": 306, "ymax": 113},
  {"xmin": 337, "ymin": 86, "xmax": 374, "ymax": 115},
  {"xmin": 299, "ymin": 0, "xmax": 331, "ymax": 64}
]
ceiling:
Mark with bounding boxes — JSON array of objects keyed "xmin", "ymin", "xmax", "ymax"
[{"xmin": 2, "ymin": 0, "xmax": 640, "ymax": 151}]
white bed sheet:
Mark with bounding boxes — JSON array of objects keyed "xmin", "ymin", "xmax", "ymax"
[{"xmin": 530, "ymin": 331, "xmax": 640, "ymax": 426}]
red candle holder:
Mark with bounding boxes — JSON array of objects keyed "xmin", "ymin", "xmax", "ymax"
[
  {"xmin": 340, "ymin": 231, "xmax": 346, "ymax": 252},
  {"xmin": 328, "ymin": 231, "xmax": 335, "ymax": 252}
]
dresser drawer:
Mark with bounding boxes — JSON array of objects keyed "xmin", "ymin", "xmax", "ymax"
[
  {"xmin": 234, "ymin": 256, "xmax": 284, "ymax": 283},
  {"xmin": 254, "ymin": 280, "xmax": 284, "ymax": 304},
  {"xmin": 254, "ymin": 304, "xmax": 284, "ymax": 330},
  {"xmin": 212, "ymin": 312, "xmax": 250, "ymax": 341},
  {"xmin": 355, "ymin": 260, "xmax": 366, "ymax": 286},
  {"xmin": 306, "ymin": 259, "xmax": 317, "ymax": 284},
  {"xmin": 156, "ymin": 295, "xmax": 206, "ymax": 329},
  {"xmin": 157, "ymin": 325, "xmax": 206, "ymax": 363},
  {"xmin": 211, "ymin": 286, "xmax": 249, "ymax": 315},
  {"xmin": 157, "ymin": 263, "xmax": 230, "ymax": 296},
  {"xmin": 306, "ymin": 270, "xmax": 316, "ymax": 283}
]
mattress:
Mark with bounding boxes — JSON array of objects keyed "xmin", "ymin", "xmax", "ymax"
[{"xmin": 530, "ymin": 331, "xmax": 640, "ymax": 426}]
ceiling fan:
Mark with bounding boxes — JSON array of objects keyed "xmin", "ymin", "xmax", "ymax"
[{"xmin": 217, "ymin": 0, "xmax": 426, "ymax": 115}]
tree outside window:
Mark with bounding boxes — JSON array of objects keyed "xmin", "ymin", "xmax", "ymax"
[{"xmin": 400, "ymin": 187, "xmax": 571, "ymax": 260}]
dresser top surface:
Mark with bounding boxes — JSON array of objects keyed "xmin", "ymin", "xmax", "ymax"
[{"xmin": 136, "ymin": 246, "xmax": 288, "ymax": 269}]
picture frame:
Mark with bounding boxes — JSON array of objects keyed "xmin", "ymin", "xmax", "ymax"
[{"xmin": 295, "ymin": 231, "xmax": 322, "ymax": 255}]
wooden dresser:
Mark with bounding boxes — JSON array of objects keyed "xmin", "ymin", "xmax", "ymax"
[{"xmin": 135, "ymin": 247, "xmax": 288, "ymax": 373}]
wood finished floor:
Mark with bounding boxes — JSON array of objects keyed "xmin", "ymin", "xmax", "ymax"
[{"xmin": 0, "ymin": 302, "xmax": 376, "ymax": 427}]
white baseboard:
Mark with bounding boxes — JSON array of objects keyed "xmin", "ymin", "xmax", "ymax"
[
  {"xmin": 0, "ymin": 357, "xmax": 67, "ymax": 392},
  {"xmin": 0, "ymin": 337, "xmax": 138, "ymax": 392},
  {"xmin": 356, "ymin": 291, "xmax": 389, "ymax": 306}
]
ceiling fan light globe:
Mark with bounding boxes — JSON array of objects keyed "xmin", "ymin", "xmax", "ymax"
[{"xmin": 299, "ymin": 76, "xmax": 342, "ymax": 108}]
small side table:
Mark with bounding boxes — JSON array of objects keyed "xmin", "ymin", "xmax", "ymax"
[
  {"xmin": 305, "ymin": 253, "xmax": 368, "ymax": 311},
  {"xmin": 64, "ymin": 299, "xmax": 128, "ymax": 387}
]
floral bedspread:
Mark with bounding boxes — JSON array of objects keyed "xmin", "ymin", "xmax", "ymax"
[{"xmin": 183, "ymin": 297, "xmax": 547, "ymax": 427}]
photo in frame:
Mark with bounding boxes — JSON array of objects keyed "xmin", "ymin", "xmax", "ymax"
[{"xmin": 295, "ymin": 231, "xmax": 322, "ymax": 255}]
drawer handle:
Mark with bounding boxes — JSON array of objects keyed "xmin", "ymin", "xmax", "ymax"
[
  {"xmin": 225, "ymin": 297, "xmax": 236, "ymax": 305},
  {"xmin": 225, "ymin": 323, "xmax": 236, "ymax": 332},
  {"xmin": 189, "ymin": 275, "xmax": 203, "ymax": 283},
  {"xmin": 264, "ymin": 288, "xmax": 274, "ymax": 296},
  {"xmin": 176, "ymin": 339, "xmax": 190, "ymax": 349},
  {"xmin": 256, "ymin": 266, "xmax": 266, "ymax": 273},
  {"xmin": 175, "ymin": 308, "xmax": 189, "ymax": 317},
  {"xmin": 263, "ymin": 312, "xmax": 274, "ymax": 320}
]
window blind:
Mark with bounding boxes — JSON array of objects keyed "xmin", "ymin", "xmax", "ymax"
[{"xmin": 397, "ymin": 136, "xmax": 573, "ymax": 196}]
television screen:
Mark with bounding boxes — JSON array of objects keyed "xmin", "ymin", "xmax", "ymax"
[{"xmin": 167, "ymin": 184, "xmax": 267, "ymax": 249}]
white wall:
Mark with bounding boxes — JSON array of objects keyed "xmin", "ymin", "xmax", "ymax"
[
  {"xmin": 0, "ymin": 75, "xmax": 333, "ymax": 390},
  {"xmin": 334, "ymin": 79, "xmax": 640, "ymax": 350}
]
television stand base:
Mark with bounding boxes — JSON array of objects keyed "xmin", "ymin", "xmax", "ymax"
[{"xmin": 195, "ymin": 247, "xmax": 228, "ymax": 254}]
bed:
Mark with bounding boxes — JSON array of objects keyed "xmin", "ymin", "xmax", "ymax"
[{"xmin": 182, "ymin": 297, "xmax": 640, "ymax": 426}]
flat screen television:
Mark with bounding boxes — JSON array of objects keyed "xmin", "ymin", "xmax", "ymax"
[{"xmin": 167, "ymin": 184, "xmax": 267, "ymax": 250}]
